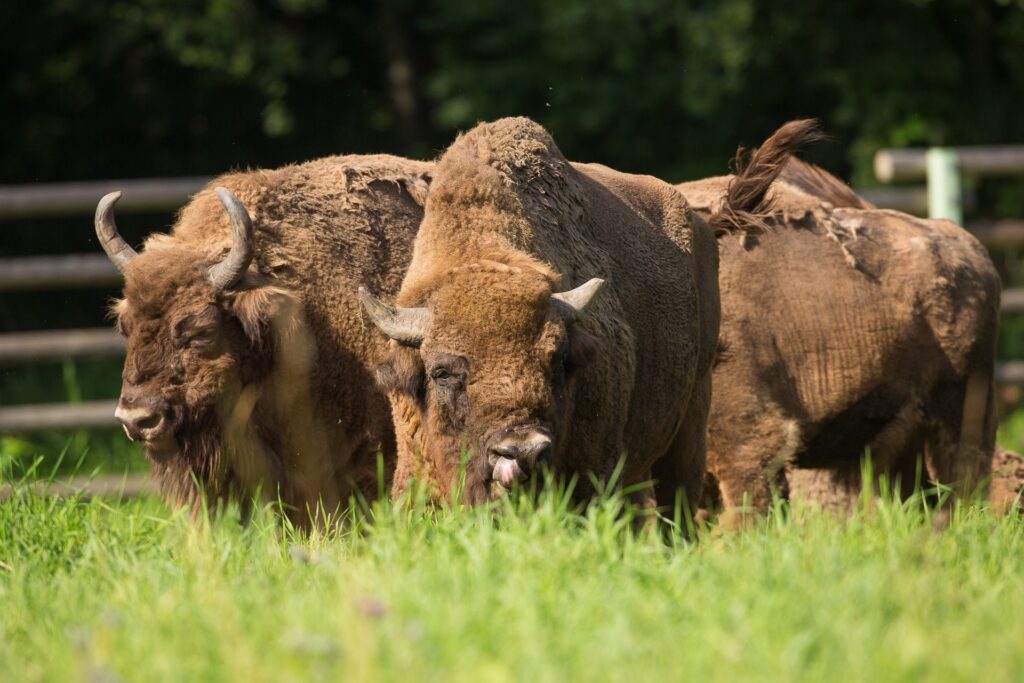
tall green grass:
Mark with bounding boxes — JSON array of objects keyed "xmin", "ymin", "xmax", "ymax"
[
  {"xmin": 2, "ymin": 360, "xmax": 1023, "ymax": 681},
  {"xmin": 0, "ymin": 484, "xmax": 1022, "ymax": 683},
  {"xmin": 0, "ymin": 359, "xmax": 144, "ymax": 478}
]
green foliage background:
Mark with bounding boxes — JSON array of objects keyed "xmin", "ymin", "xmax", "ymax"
[
  {"xmin": 5, "ymin": 0, "xmax": 1024, "ymax": 185},
  {"xmin": 3, "ymin": 0, "xmax": 1024, "ymax": 465}
]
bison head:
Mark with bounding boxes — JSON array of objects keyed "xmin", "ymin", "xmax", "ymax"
[
  {"xmin": 96, "ymin": 188, "xmax": 305, "ymax": 507},
  {"xmin": 360, "ymin": 261, "xmax": 603, "ymax": 503}
]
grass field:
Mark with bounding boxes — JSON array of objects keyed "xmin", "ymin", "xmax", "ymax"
[
  {"xmin": 3, "ymin": 359, "xmax": 1024, "ymax": 682},
  {"xmin": 1, "ymin": 481, "xmax": 1022, "ymax": 683}
]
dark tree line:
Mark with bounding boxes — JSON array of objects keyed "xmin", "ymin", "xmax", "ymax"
[
  {"xmin": 2, "ymin": 0, "xmax": 1024, "ymax": 336},
  {"xmin": 5, "ymin": 0, "xmax": 1024, "ymax": 185}
]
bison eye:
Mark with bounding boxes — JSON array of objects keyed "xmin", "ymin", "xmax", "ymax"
[
  {"xmin": 186, "ymin": 329, "xmax": 217, "ymax": 349},
  {"xmin": 430, "ymin": 367, "xmax": 461, "ymax": 388}
]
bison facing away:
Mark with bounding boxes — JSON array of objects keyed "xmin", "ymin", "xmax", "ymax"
[
  {"xmin": 360, "ymin": 117, "xmax": 813, "ymax": 509},
  {"xmin": 678, "ymin": 157, "xmax": 1002, "ymax": 525},
  {"xmin": 96, "ymin": 155, "xmax": 431, "ymax": 525}
]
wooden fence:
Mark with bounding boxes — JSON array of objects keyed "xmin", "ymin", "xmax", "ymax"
[
  {"xmin": 2, "ymin": 156, "xmax": 1024, "ymax": 433},
  {"xmin": 1, "ymin": 177, "xmax": 207, "ymax": 433}
]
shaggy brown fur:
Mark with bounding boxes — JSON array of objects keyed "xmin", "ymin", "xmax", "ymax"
[
  {"xmin": 774, "ymin": 156, "xmax": 874, "ymax": 211},
  {"xmin": 108, "ymin": 155, "xmax": 431, "ymax": 526},
  {"xmin": 990, "ymin": 447, "xmax": 1024, "ymax": 513},
  {"xmin": 678, "ymin": 157, "xmax": 1002, "ymax": 526},
  {"xmin": 365, "ymin": 116, "xmax": 801, "ymax": 509}
]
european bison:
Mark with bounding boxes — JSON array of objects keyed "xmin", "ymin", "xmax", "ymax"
[
  {"xmin": 677, "ymin": 156, "xmax": 1002, "ymax": 525},
  {"xmin": 96, "ymin": 155, "xmax": 431, "ymax": 525},
  {"xmin": 359, "ymin": 117, "xmax": 813, "ymax": 507}
]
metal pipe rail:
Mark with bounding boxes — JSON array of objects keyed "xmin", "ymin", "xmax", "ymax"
[
  {"xmin": 0, "ymin": 215, "xmax": 1018, "ymax": 294},
  {"xmin": 0, "ymin": 328, "xmax": 124, "ymax": 363},
  {"xmin": 0, "ymin": 254, "xmax": 120, "ymax": 291},
  {"xmin": 875, "ymin": 146, "xmax": 1024, "ymax": 183},
  {"xmin": 0, "ymin": 474, "xmax": 152, "ymax": 501},
  {"xmin": 0, "ymin": 400, "xmax": 119, "ymax": 432},
  {"xmin": 969, "ymin": 220, "xmax": 1024, "ymax": 250},
  {"xmin": 6, "ymin": 364, "xmax": 1024, "ymax": 432},
  {"xmin": 0, "ymin": 285, "xmax": 1017, "ymax": 365},
  {"xmin": 1, "ymin": 170, "xmax": 1023, "ymax": 441},
  {"xmin": 997, "ymin": 361, "xmax": 1024, "ymax": 386},
  {"xmin": 856, "ymin": 186, "xmax": 977, "ymax": 215},
  {"xmin": 0, "ymin": 177, "xmax": 209, "ymax": 218}
]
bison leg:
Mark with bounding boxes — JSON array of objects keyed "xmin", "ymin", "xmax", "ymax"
[
  {"xmin": 923, "ymin": 371, "xmax": 996, "ymax": 505},
  {"xmin": 710, "ymin": 416, "xmax": 801, "ymax": 530},
  {"xmin": 786, "ymin": 467, "xmax": 860, "ymax": 515},
  {"xmin": 651, "ymin": 370, "xmax": 711, "ymax": 533}
]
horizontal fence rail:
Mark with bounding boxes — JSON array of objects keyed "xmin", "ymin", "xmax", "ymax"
[
  {"xmin": 2, "ymin": 171, "xmax": 1024, "ymax": 437},
  {"xmin": 969, "ymin": 220, "xmax": 1024, "ymax": 250},
  {"xmin": 7, "ymin": 369, "xmax": 1024, "ymax": 433},
  {"xmin": 875, "ymin": 146, "xmax": 1024, "ymax": 183},
  {"xmin": 0, "ymin": 400, "xmax": 119, "ymax": 432},
  {"xmin": 1003, "ymin": 288, "xmax": 1024, "ymax": 314},
  {"xmin": 857, "ymin": 187, "xmax": 977, "ymax": 215},
  {"xmin": 0, "ymin": 474, "xmax": 152, "ymax": 501},
  {"xmin": 997, "ymin": 361, "xmax": 1024, "ymax": 386},
  {"xmin": 0, "ymin": 328, "xmax": 125, "ymax": 363},
  {"xmin": 0, "ymin": 177, "xmax": 209, "ymax": 218},
  {"xmin": 0, "ymin": 254, "xmax": 120, "ymax": 291}
]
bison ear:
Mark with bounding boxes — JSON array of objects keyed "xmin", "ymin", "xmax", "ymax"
[
  {"xmin": 230, "ymin": 280, "xmax": 303, "ymax": 348},
  {"xmin": 376, "ymin": 343, "xmax": 425, "ymax": 401}
]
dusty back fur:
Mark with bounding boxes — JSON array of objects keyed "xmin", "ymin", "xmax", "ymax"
[{"xmin": 678, "ymin": 157, "xmax": 1002, "ymax": 521}]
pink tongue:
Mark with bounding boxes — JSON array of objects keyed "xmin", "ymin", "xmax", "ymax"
[{"xmin": 493, "ymin": 457, "xmax": 522, "ymax": 487}]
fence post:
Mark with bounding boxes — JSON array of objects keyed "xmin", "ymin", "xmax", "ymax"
[{"xmin": 926, "ymin": 148, "xmax": 963, "ymax": 224}]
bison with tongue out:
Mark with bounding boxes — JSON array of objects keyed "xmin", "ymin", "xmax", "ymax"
[
  {"xmin": 360, "ymin": 117, "xmax": 814, "ymax": 507},
  {"xmin": 96, "ymin": 154, "xmax": 431, "ymax": 526}
]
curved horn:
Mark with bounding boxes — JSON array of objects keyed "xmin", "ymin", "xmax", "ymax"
[
  {"xmin": 358, "ymin": 287, "xmax": 431, "ymax": 346},
  {"xmin": 208, "ymin": 187, "xmax": 256, "ymax": 292},
  {"xmin": 94, "ymin": 191, "xmax": 138, "ymax": 272},
  {"xmin": 552, "ymin": 278, "xmax": 605, "ymax": 317}
]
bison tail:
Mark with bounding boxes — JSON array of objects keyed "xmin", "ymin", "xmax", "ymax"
[{"xmin": 710, "ymin": 119, "xmax": 825, "ymax": 236}]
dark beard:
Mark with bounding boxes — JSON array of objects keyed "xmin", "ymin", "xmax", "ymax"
[
  {"xmin": 148, "ymin": 407, "xmax": 232, "ymax": 513},
  {"xmin": 463, "ymin": 449, "xmax": 493, "ymax": 505},
  {"xmin": 150, "ymin": 399, "xmax": 296, "ymax": 519}
]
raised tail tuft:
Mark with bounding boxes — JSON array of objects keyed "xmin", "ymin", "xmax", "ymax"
[{"xmin": 710, "ymin": 119, "xmax": 826, "ymax": 236}]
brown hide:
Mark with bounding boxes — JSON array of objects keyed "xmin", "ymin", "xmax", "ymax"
[
  {"xmin": 108, "ymin": 155, "xmax": 431, "ymax": 525},
  {"xmin": 990, "ymin": 447, "xmax": 1024, "ymax": 513},
  {"xmin": 369, "ymin": 117, "xmax": 724, "ymax": 507},
  {"xmin": 679, "ymin": 159, "xmax": 1003, "ymax": 522}
]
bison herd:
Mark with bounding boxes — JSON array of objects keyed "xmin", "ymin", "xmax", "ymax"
[{"xmin": 94, "ymin": 117, "xmax": 1023, "ymax": 529}]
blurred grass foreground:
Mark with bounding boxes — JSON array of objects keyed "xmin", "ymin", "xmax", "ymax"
[{"xmin": 0, "ymin": 484, "xmax": 1022, "ymax": 682}]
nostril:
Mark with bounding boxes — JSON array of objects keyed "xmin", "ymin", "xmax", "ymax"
[
  {"xmin": 489, "ymin": 442, "xmax": 519, "ymax": 461},
  {"xmin": 115, "ymin": 402, "xmax": 169, "ymax": 441},
  {"xmin": 488, "ymin": 431, "xmax": 553, "ymax": 469}
]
